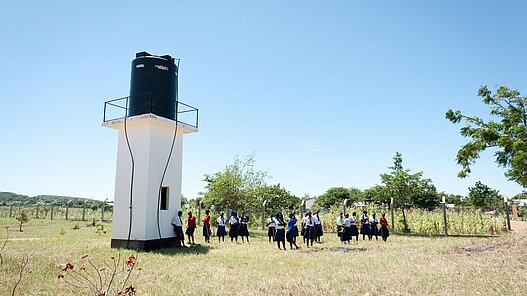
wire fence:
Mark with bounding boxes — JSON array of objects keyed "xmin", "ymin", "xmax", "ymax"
[{"xmin": 0, "ymin": 204, "xmax": 113, "ymax": 222}]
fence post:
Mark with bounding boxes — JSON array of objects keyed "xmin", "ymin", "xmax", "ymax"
[
  {"xmin": 390, "ymin": 198, "xmax": 395, "ymax": 233},
  {"xmin": 101, "ymin": 198, "xmax": 107, "ymax": 222},
  {"xmin": 51, "ymin": 203, "xmax": 54, "ymax": 220},
  {"xmin": 504, "ymin": 196, "xmax": 511, "ymax": 231},
  {"xmin": 66, "ymin": 200, "xmax": 73, "ymax": 221},
  {"xmin": 36, "ymin": 202, "xmax": 40, "ymax": 219},
  {"xmin": 82, "ymin": 200, "xmax": 88, "ymax": 221},
  {"xmin": 343, "ymin": 199, "xmax": 348, "ymax": 216},
  {"xmin": 262, "ymin": 200, "xmax": 267, "ymax": 230},
  {"xmin": 442, "ymin": 195, "xmax": 448, "ymax": 236},
  {"xmin": 9, "ymin": 202, "xmax": 14, "ymax": 218}
]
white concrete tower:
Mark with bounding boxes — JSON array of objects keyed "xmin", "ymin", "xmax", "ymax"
[{"xmin": 103, "ymin": 52, "xmax": 198, "ymax": 250}]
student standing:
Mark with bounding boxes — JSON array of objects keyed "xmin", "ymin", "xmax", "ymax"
[
  {"xmin": 216, "ymin": 212, "xmax": 227, "ymax": 243},
  {"xmin": 303, "ymin": 211, "xmax": 316, "ymax": 247},
  {"xmin": 360, "ymin": 210, "xmax": 370, "ymax": 241},
  {"xmin": 301, "ymin": 212, "xmax": 308, "ymax": 244},
  {"xmin": 314, "ymin": 210, "xmax": 323, "ymax": 243},
  {"xmin": 186, "ymin": 211, "xmax": 197, "ymax": 245},
  {"xmin": 202, "ymin": 209, "xmax": 212, "ymax": 243},
  {"xmin": 238, "ymin": 211, "xmax": 250, "ymax": 243},
  {"xmin": 274, "ymin": 212, "xmax": 286, "ymax": 250},
  {"xmin": 286, "ymin": 212, "xmax": 300, "ymax": 250},
  {"xmin": 379, "ymin": 213, "xmax": 390, "ymax": 242},
  {"xmin": 336, "ymin": 212, "xmax": 344, "ymax": 239},
  {"xmin": 267, "ymin": 215, "xmax": 276, "ymax": 243},
  {"xmin": 369, "ymin": 213, "xmax": 379, "ymax": 241},
  {"xmin": 340, "ymin": 213, "xmax": 351, "ymax": 244},
  {"xmin": 350, "ymin": 212, "xmax": 359, "ymax": 241},
  {"xmin": 228, "ymin": 210, "xmax": 240, "ymax": 243},
  {"xmin": 171, "ymin": 210, "xmax": 185, "ymax": 247}
]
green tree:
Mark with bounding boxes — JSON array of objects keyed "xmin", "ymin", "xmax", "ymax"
[
  {"xmin": 380, "ymin": 152, "xmax": 439, "ymax": 209},
  {"xmin": 257, "ymin": 184, "xmax": 301, "ymax": 216},
  {"xmin": 16, "ymin": 210, "xmax": 29, "ymax": 232},
  {"xmin": 314, "ymin": 187, "xmax": 364, "ymax": 210},
  {"xmin": 201, "ymin": 154, "xmax": 269, "ymax": 215},
  {"xmin": 446, "ymin": 85, "xmax": 527, "ymax": 187},
  {"xmin": 467, "ymin": 181, "xmax": 503, "ymax": 211}
]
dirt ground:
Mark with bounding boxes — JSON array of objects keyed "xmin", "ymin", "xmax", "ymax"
[{"xmin": 511, "ymin": 220, "xmax": 527, "ymax": 231}]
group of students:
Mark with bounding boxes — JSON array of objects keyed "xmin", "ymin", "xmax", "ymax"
[
  {"xmin": 171, "ymin": 208, "xmax": 389, "ymax": 249},
  {"xmin": 336, "ymin": 210, "xmax": 390, "ymax": 243},
  {"xmin": 267, "ymin": 210, "xmax": 324, "ymax": 249},
  {"xmin": 171, "ymin": 209, "xmax": 251, "ymax": 247}
]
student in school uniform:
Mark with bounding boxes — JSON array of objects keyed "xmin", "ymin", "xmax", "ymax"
[
  {"xmin": 238, "ymin": 211, "xmax": 250, "ymax": 243},
  {"xmin": 171, "ymin": 210, "xmax": 185, "ymax": 247},
  {"xmin": 216, "ymin": 212, "xmax": 227, "ymax": 243},
  {"xmin": 228, "ymin": 210, "xmax": 240, "ymax": 243},
  {"xmin": 303, "ymin": 210, "xmax": 316, "ymax": 247},
  {"xmin": 340, "ymin": 213, "xmax": 352, "ymax": 244},
  {"xmin": 350, "ymin": 212, "xmax": 359, "ymax": 242},
  {"xmin": 369, "ymin": 212, "xmax": 379, "ymax": 241},
  {"xmin": 186, "ymin": 211, "xmax": 197, "ymax": 245},
  {"xmin": 273, "ymin": 211, "xmax": 286, "ymax": 250},
  {"xmin": 202, "ymin": 209, "xmax": 212, "ymax": 243},
  {"xmin": 314, "ymin": 210, "xmax": 323, "ymax": 243},
  {"xmin": 267, "ymin": 215, "xmax": 276, "ymax": 243},
  {"xmin": 336, "ymin": 212, "xmax": 344, "ymax": 239},
  {"xmin": 360, "ymin": 210, "xmax": 370, "ymax": 241},
  {"xmin": 379, "ymin": 213, "xmax": 390, "ymax": 242},
  {"xmin": 286, "ymin": 212, "xmax": 300, "ymax": 250},
  {"xmin": 301, "ymin": 212, "xmax": 309, "ymax": 244}
]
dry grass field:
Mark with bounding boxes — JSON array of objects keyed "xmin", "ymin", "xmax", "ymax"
[{"xmin": 0, "ymin": 218, "xmax": 526, "ymax": 295}]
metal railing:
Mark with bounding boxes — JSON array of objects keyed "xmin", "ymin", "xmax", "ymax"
[{"xmin": 103, "ymin": 94, "xmax": 198, "ymax": 129}]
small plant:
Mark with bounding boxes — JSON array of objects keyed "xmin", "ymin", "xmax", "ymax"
[
  {"xmin": 58, "ymin": 253, "xmax": 140, "ymax": 295},
  {"xmin": 72, "ymin": 223, "xmax": 80, "ymax": 230},
  {"xmin": 59, "ymin": 228, "xmax": 66, "ymax": 235},
  {"xmin": 0, "ymin": 226, "xmax": 8, "ymax": 267},
  {"xmin": 16, "ymin": 210, "xmax": 29, "ymax": 232},
  {"xmin": 96, "ymin": 223, "xmax": 107, "ymax": 235}
]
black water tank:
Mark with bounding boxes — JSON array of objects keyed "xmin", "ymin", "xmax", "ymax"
[{"xmin": 128, "ymin": 51, "xmax": 178, "ymax": 120}]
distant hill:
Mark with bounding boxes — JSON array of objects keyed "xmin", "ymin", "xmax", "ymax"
[{"xmin": 0, "ymin": 192, "xmax": 103, "ymax": 206}]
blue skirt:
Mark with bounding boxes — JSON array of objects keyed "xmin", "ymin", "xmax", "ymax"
[
  {"xmin": 229, "ymin": 225, "xmax": 239, "ymax": 238},
  {"xmin": 350, "ymin": 225, "xmax": 359, "ymax": 236},
  {"xmin": 275, "ymin": 228, "xmax": 285, "ymax": 241},
  {"xmin": 315, "ymin": 224, "xmax": 323, "ymax": 237},
  {"xmin": 238, "ymin": 224, "xmax": 249, "ymax": 236},
  {"xmin": 203, "ymin": 225, "xmax": 212, "ymax": 237},
  {"xmin": 173, "ymin": 226, "xmax": 184, "ymax": 239},
  {"xmin": 380, "ymin": 227, "xmax": 390, "ymax": 238},
  {"xmin": 340, "ymin": 227, "xmax": 351, "ymax": 241},
  {"xmin": 370, "ymin": 224, "xmax": 378, "ymax": 236},
  {"xmin": 286, "ymin": 226, "xmax": 298, "ymax": 242},
  {"xmin": 268, "ymin": 227, "xmax": 276, "ymax": 237},
  {"xmin": 303, "ymin": 226, "xmax": 316, "ymax": 239},
  {"xmin": 217, "ymin": 225, "xmax": 226, "ymax": 236},
  {"xmin": 361, "ymin": 224, "xmax": 370, "ymax": 235}
]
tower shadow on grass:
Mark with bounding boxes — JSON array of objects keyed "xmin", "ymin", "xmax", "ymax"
[{"xmin": 152, "ymin": 244, "xmax": 211, "ymax": 255}]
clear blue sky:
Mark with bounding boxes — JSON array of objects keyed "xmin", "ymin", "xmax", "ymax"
[{"xmin": 1, "ymin": 1, "xmax": 526, "ymax": 201}]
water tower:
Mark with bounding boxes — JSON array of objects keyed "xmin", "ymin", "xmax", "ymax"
[{"xmin": 103, "ymin": 51, "xmax": 198, "ymax": 250}]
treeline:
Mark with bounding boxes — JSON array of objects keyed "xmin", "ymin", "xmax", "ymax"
[{"xmin": 0, "ymin": 192, "xmax": 104, "ymax": 210}]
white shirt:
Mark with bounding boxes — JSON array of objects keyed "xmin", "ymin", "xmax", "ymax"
[
  {"xmin": 229, "ymin": 216, "xmax": 239, "ymax": 225},
  {"xmin": 171, "ymin": 216, "xmax": 183, "ymax": 227},
  {"xmin": 314, "ymin": 215, "xmax": 321, "ymax": 225},
  {"xmin": 304, "ymin": 216, "xmax": 315, "ymax": 227},
  {"xmin": 274, "ymin": 217, "xmax": 285, "ymax": 229},
  {"xmin": 343, "ymin": 217, "xmax": 351, "ymax": 228},
  {"xmin": 370, "ymin": 217, "xmax": 379, "ymax": 224},
  {"xmin": 336, "ymin": 215, "xmax": 343, "ymax": 225},
  {"xmin": 349, "ymin": 216, "xmax": 357, "ymax": 226},
  {"xmin": 267, "ymin": 218, "xmax": 276, "ymax": 228},
  {"xmin": 217, "ymin": 216, "xmax": 226, "ymax": 226},
  {"xmin": 361, "ymin": 213, "xmax": 369, "ymax": 224}
]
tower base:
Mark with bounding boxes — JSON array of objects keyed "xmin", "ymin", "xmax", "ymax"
[{"xmin": 111, "ymin": 237, "xmax": 179, "ymax": 251}]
